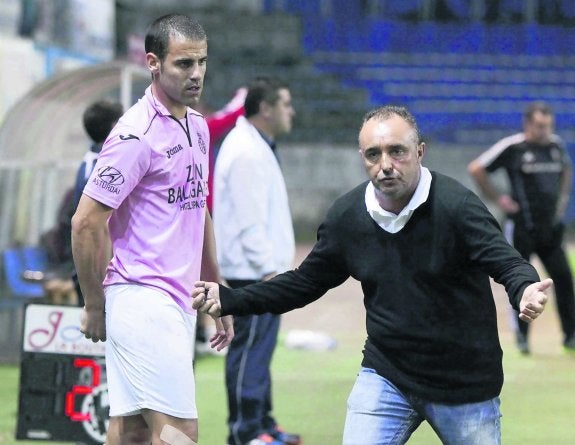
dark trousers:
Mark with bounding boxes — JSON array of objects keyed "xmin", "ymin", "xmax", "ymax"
[
  {"xmin": 512, "ymin": 222, "xmax": 575, "ymax": 342},
  {"xmin": 225, "ymin": 279, "xmax": 281, "ymax": 445}
]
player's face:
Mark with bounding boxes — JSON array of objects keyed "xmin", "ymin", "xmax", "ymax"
[
  {"xmin": 358, "ymin": 115, "xmax": 425, "ymax": 213},
  {"xmin": 525, "ymin": 111, "xmax": 554, "ymax": 145},
  {"xmin": 267, "ymin": 88, "xmax": 295, "ymax": 136},
  {"xmin": 147, "ymin": 36, "xmax": 208, "ymax": 117}
]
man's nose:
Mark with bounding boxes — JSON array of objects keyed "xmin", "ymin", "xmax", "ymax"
[
  {"xmin": 190, "ymin": 64, "xmax": 202, "ymax": 79},
  {"xmin": 379, "ymin": 153, "xmax": 393, "ymax": 171}
]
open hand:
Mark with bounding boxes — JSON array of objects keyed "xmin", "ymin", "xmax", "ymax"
[{"xmin": 519, "ymin": 278, "xmax": 552, "ymax": 323}]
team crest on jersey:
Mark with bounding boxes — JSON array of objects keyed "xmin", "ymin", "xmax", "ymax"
[
  {"xmin": 551, "ymin": 147, "xmax": 561, "ymax": 162},
  {"xmin": 197, "ymin": 133, "xmax": 207, "ymax": 154},
  {"xmin": 521, "ymin": 151, "xmax": 535, "ymax": 163}
]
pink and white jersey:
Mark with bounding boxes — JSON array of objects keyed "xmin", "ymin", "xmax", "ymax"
[{"xmin": 83, "ymin": 86, "xmax": 210, "ymax": 312}]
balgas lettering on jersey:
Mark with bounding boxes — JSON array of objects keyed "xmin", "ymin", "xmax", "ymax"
[
  {"xmin": 179, "ymin": 200, "xmax": 205, "ymax": 210},
  {"xmin": 92, "ymin": 166, "xmax": 124, "ymax": 194},
  {"xmin": 167, "ymin": 180, "xmax": 207, "ymax": 203},
  {"xmin": 166, "ymin": 144, "xmax": 184, "ymax": 159}
]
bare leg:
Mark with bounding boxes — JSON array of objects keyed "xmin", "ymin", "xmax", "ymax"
[
  {"xmin": 141, "ymin": 410, "xmax": 198, "ymax": 445},
  {"xmin": 106, "ymin": 414, "xmax": 151, "ymax": 445}
]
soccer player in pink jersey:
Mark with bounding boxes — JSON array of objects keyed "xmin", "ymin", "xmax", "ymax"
[{"xmin": 71, "ymin": 14, "xmax": 233, "ymax": 445}]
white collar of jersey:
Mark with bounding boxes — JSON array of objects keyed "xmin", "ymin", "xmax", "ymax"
[{"xmin": 365, "ymin": 166, "xmax": 432, "ymax": 234}]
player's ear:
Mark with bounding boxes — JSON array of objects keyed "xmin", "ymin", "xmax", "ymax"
[{"xmin": 146, "ymin": 52, "xmax": 160, "ymax": 76}]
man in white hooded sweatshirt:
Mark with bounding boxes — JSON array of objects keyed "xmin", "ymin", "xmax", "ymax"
[{"xmin": 213, "ymin": 76, "xmax": 300, "ymax": 445}]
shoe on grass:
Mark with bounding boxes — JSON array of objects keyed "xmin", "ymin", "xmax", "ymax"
[
  {"xmin": 270, "ymin": 426, "xmax": 302, "ymax": 445},
  {"xmin": 246, "ymin": 433, "xmax": 284, "ymax": 445}
]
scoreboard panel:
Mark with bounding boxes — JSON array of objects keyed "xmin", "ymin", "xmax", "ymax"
[{"xmin": 16, "ymin": 304, "xmax": 108, "ymax": 444}]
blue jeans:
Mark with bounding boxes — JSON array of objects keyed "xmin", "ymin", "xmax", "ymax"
[{"xmin": 342, "ymin": 367, "xmax": 501, "ymax": 445}]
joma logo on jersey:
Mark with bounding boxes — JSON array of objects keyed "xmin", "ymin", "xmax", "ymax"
[{"xmin": 166, "ymin": 144, "xmax": 184, "ymax": 159}]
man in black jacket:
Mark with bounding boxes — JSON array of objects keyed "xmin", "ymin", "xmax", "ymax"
[
  {"xmin": 468, "ymin": 101, "xmax": 575, "ymax": 355},
  {"xmin": 192, "ymin": 105, "xmax": 552, "ymax": 445}
]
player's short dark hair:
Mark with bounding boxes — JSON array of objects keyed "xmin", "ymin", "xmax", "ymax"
[
  {"xmin": 83, "ymin": 100, "xmax": 123, "ymax": 143},
  {"xmin": 145, "ymin": 14, "xmax": 207, "ymax": 62},
  {"xmin": 244, "ymin": 76, "xmax": 289, "ymax": 118},
  {"xmin": 362, "ymin": 105, "xmax": 421, "ymax": 145},
  {"xmin": 524, "ymin": 101, "xmax": 554, "ymax": 121}
]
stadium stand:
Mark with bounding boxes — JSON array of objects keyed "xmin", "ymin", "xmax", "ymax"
[
  {"xmin": 311, "ymin": 49, "xmax": 575, "ymax": 144},
  {"xmin": 261, "ymin": 1, "xmax": 575, "ymax": 145}
]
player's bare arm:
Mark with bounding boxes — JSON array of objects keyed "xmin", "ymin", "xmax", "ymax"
[
  {"xmin": 200, "ymin": 209, "xmax": 234, "ymax": 349},
  {"xmin": 211, "ymin": 315, "xmax": 234, "ymax": 351},
  {"xmin": 468, "ymin": 160, "xmax": 520, "ymax": 213},
  {"xmin": 518, "ymin": 278, "xmax": 553, "ymax": 323},
  {"xmin": 71, "ymin": 195, "xmax": 113, "ymax": 343}
]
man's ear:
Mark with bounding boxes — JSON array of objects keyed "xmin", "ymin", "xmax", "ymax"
[
  {"xmin": 417, "ymin": 142, "xmax": 426, "ymax": 161},
  {"xmin": 259, "ymin": 101, "xmax": 272, "ymax": 118},
  {"xmin": 146, "ymin": 52, "xmax": 160, "ymax": 75}
]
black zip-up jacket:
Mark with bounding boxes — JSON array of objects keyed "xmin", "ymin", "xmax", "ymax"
[{"xmin": 220, "ymin": 172, "xmax": 540, "ymax": 404}]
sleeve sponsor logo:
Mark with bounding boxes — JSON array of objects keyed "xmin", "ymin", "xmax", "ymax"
[{"xmin": 92, "ymin": 166, "xmax": 124, "ymax": 194}]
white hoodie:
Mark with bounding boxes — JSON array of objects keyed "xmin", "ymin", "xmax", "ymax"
[{"xmin": 213, "ymin": 116, "xmax": 295, "ymax": 279}]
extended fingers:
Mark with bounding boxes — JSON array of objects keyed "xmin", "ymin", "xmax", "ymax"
[{"xmin": 519, "ymin": 293, "xmax": 547, "ymax": 323}]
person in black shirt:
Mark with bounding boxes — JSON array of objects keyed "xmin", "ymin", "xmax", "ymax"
[
  {"xmin": 191, "ymin": 105, "xmax": 553, "ymax": 445},
  {"xmin": 468, "ymin": 101, "xmax": 575, "ymax": 354}
]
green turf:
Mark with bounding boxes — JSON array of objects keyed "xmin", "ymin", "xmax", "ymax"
[
  {"xmin": 4, "ymin": 252, "xmax": 575, "ymax": 445},
  {"xmin": 2, "ymin": 336, "xmax": 574, "ymax": 445},
  {"xmin": 196, "ymin": 337, "xmax": 575, "ymax": 445}
]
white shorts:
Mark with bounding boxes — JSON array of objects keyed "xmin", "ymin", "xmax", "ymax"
[{"xmin": 104, "ymin": 284, "xmax": 197, "ymax": 418}]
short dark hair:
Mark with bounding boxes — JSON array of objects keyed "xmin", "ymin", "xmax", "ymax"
[
  {"xmin": 362, "ymin": 105, "xmax": 421, "ymax": 145},
  {"xmin": 524, "ymin": 101, "xmax": 554, "ymax": 121},
  {"xmin": 244, "ymin": 76, "xmax": 288, "ymax": 118},
  {"xmin": 145, "ymin": 14, "xmax": 207, "ymax": 62},
  {"xmin": 83, "ymin": 100, "xmax": 123, "ymax": 143}
]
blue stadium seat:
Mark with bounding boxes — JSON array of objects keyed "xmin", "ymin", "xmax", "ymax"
[{"xmin": 2, "ymin": 247, "xmax": 46, "ymax": 299}]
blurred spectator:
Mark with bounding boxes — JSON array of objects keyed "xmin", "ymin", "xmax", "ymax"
[
  {"xmin": 35, "ymin": 187, "xmax": 77, "ymax": 305},
  {"xmin": 72, "ymin": 99, "xmax": 124, "ymax": 210},
  {"xmin": 29, "ymin": 100, "xmax": 122, "ymax": 306},
  {"xmin": 196, "ymin": 86, "xmax": 246, "ymax": 357},
  {"xmin": 468, "ymin": 101, "xmax": 575, "ymax": 354},
  {"xmin": 202, "ymin": 87, "xmax": 247, "ymax": 214},
  {"xmin": 69, "ymin": 99, "xmax": 123, "ymax": 307},
  {"xmin": 213, "ymin": 77, "xmax": 300, "ymax": 445}
]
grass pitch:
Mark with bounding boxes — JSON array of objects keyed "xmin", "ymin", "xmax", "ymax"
[{"xmin": 1, "ymin": 247, "xmax": 574, "ymax": 444}]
